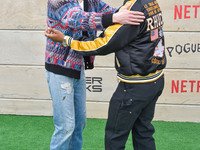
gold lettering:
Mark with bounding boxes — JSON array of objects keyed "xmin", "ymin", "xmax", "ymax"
[
  {"xmin": 148, "ymin": 11, "xmax": 154, "ymax": 16},
  {"xmin": 158, "ymin": 13, "xmax": 163, "ymax": 26},
  {"xmin": 147, "ymin": 13, "xmax": 163, "ymax": 31},
  {"xmin": 157, "ymin": 7, "xmax": 161, "ymax": 13},
  {"xmin": 151, "ymin": 58, "xmax": 160, "ymax": 64},
  {"xmin": 162, "ymin": 58, "xmax": 165, "ymax": 65},
  {"xmin": 153, "ymin": 15, "xmax": 158, "ymax": 28},
  {"xmin": 147, "ymin": 18, "xmax": 154, "ymax": 31},
  {"xmin": 153, "ymin": 5, "xmax": 159, "ymax": 9},
  {"xmin": 148, "ymin": 2, "xmax": 154, "ymax": 6},
  {"xmin": 144, "ymin": 4, "xmax": 148, "ymax": 8},
  {"xmin": 147, "ymin": 7, "xmax": 154, "ymax": 12}
]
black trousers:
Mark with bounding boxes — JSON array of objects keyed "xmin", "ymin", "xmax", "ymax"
[{"xmin": 105, "ymin": 75, "xmax": 164, "ymax": 150}]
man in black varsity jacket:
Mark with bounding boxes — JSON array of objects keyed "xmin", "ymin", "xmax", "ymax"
[{"xmin": 46, "ymin": 0, "xmax": 166, "ymax": 149}]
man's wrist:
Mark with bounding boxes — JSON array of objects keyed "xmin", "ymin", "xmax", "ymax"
[
  {"xmin": 62, "ymin": 36, "xmax": 73, "ymax": 47},
  {"xmin": 62, "ymin": 36, "xmax": 68, "ymax": 47},
  {"xmin": 112, "ymin": 13, "xmax": 119, "ymax": 23}
]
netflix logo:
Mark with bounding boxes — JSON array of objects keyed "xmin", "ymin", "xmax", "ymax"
[
  {"xmin": 174, "ymin": 5, "xmax": 200, "ymax": 20},
  {"xmin": 171, "ymin": 80, "xmax": 200, "ymax": 93}
]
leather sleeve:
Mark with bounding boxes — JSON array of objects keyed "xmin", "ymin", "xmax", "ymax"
[{"xmin": 70, "ymin": 24, "xmax": 140, "ymax": 56}]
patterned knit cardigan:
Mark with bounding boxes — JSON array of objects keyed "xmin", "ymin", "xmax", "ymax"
[{"xmin": 46, "ymin": 0, "xmax": 116, "ymax": 79}]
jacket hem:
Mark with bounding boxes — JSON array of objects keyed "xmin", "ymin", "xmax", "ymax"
[{"xmin": 117, "ymin": 70, "xmax": 164, "ymax": 83}]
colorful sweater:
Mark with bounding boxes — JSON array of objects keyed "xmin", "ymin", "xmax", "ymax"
[{"xmin": 46, "ymin": 0, "xmax": 116, "ymax": 79}]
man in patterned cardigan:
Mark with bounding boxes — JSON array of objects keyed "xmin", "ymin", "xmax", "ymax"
[{"xmin": 46, "ymin": 0, "xmax": 144, "ymax": 149}]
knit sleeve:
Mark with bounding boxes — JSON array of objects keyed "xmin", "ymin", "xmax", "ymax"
[
  {"xmin": 55, "ymin": 2, "xmax": 104, "ymax": 31},
  {"xmin": 98, "ymin": 0, "xmax": 116, "ymax": 14}
]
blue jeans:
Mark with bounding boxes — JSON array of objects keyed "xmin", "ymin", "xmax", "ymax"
[{"xmin": 46, "ymin": 67, "xmax": 86, "ymax": 150}]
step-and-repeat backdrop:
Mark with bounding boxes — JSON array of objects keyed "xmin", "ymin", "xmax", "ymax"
[{"xmin": 0, "ymin": 0, "xmax": 200, "ymax": 122}]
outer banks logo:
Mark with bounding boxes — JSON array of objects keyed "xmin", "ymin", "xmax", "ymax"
[
  {"xmin": 174, "ymin": 5, "xmax": 200, "ymax": 20},
  {"xmin": 86, "ymin": 77, "xmax": 102, "ymax": 92}
]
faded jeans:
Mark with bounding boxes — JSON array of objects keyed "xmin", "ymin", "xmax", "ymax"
[{"xmin": 46, "ymin": 67, "xmax": 86, "ymax": 150}]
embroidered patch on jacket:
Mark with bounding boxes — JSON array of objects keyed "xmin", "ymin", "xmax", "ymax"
[
  {"xmin": 153, "ymin": 39, "xmax": 165, "ymax": 57},
  {"xmin": 151, "ymin": 27, "xmax": 164, "ymax": 41}
]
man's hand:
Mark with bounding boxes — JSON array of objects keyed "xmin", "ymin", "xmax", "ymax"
[
  {"xmin": 45, "ymin": 28, "xmax": 65, "ymax": 43},
  {"xmin": 113, "ymin": 2, "xmax": 145, "ymax": 25}
]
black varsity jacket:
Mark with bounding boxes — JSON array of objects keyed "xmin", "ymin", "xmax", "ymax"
[{"xmin": 65, "ymin": 0, "xmax": 167, "ymax": 83}]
